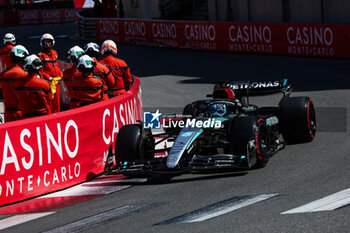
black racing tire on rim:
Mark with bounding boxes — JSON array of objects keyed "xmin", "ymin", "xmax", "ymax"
[
  {"xmin": 183, "ymin": 104, "xmax": 194, "ymax": 116},
  {"xmin": 141, "ymin": 128, "xmax": 155, "ymax": 159},
  {"xmin": 279, "ymin": 97, "xmax": 316, "ymax": 144},
  {"xmin": 230, "ymin": 116, "xmax": 270, "ymax": 168},
  {"xmin": 115, "ymin": 124, "xmax": 142, "ymax": 163}
]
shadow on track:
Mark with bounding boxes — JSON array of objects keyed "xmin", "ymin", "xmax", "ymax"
[{"xmin": 145, "ymin": 171, "xmax": 248, "ymax": 185}]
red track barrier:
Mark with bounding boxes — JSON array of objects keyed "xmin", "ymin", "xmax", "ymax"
[
  {"xmin": 0, "ymin": 8, "xmax": 79, "ymax": 26},
  {"xmin": 0, "ymin": 77, "xmax": 142, "ymax": 206},
  {"xmin": 95, "ymin": 18, "xmax": 350, "ymax": 59}
]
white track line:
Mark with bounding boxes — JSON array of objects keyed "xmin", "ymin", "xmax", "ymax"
[
  {"xmin": 0, "ymin": 212, "xmax": 55, "ymax": 231},
  {"xmin": 282, "ymin": 188, "xmax": 350, "ymax": 214},
  {"xmin": 43, "ymin": 204, "xmax": 155, "ymax": 233},
  {"xmin": 55, "ymin": 35, "xmax": 69, "ymax": 38},
  {"xmin": 187, "ymin": 194, "xmax": 278, "ymax": 223},
  {"xmin": 28, "ymin": 36, "xmax": 41, "ymax": 39},
  {"xmin": 158, "ymin": 194, "xmax": 278, "ymax": 224}
]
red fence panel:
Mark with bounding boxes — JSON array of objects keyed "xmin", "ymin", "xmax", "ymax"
[
  {"xmin": 96, "ymin": 19, "xmax": 350, "ymax": 59},
  {"xmin": 0, "ymin": 78, "xmax": 142, "ymax": 206},
  {"xmin": 3, "ymin": 10, "xmax": 18, "ymax": 26},
  {"xmin": 17, "ymin": 9, "xmax": 41, "ymax": 25},
  {"xmin": 12, "ymin": 8, "xmax": 79, "ymax": 26}
]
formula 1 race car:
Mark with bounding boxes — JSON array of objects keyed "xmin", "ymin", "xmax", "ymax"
[{"xmin": 104, "ymin": 79, "xmax": 316, "ymax": 177}]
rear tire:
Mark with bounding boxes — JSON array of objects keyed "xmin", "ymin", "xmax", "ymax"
[
  {"xmin": 279, "ymin": 97, "xmax": 316, "ymax": 144},
  {"xmin": 183, "ymin": 104, "xmax": 194, "ymax": 116}
]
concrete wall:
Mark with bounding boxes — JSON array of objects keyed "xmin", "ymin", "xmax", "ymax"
[
  {"xmin": 207, "ymin": 0, "xmax": 350, "ymax": 23},
  {"xmin": 287, "ymin": 0, "xmax": 323, "ymax": 23},
  {"xmin": 207, "ymin": 0, "xmax": 249, "ymax": 22},
  {"xmin": 233, "ymin": 0, "xmax": 250, "ymax": 21},
  {"xmin": 325, "ymin": 0, "xmax": 350, "ymax": 23},
  {"xmin": 250, "ymin": 0, "xmax": 283, "ymax": 22},
  {"xmin": 123, "ymin": 0, "xmax": 160, "ymax": 19},
  {"xmin": 123, "ymin": 0, "xmax": 350, "ymax": 23},
  {"xmin": 207, "ymin": 0, "xmax": 283, "ymax": 22}
]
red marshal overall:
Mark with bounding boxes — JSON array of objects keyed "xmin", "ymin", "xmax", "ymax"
[{"xmin": 38, "ymin": 49, "xmax": 63, "ymax": 113}]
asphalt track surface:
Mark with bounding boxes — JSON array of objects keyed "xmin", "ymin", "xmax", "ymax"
[{"xmin": 1, "ymin": 23, "xmax": 350, "ymax": 233}]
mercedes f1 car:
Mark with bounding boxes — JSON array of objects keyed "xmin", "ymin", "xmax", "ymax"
[{"xmin": 104, "ymin": 79, "xmax": 316, "ymax": 177}]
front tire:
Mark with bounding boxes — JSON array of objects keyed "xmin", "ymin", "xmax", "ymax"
[
  {"xmin": 230, "ymin": 116, "xmax": 270, "ymax": 168},
  {"xmin": 115, "ymin": 124, "xmax": 142, "ymax": 163}
]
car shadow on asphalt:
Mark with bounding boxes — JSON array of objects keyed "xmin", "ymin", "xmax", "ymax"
[{"xmin": 142, "ymin": 171, "xmax": 249, "ymax": 185}]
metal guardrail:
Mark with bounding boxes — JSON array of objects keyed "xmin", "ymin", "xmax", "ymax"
[
  {"xmin": 161, "ymin": 0, "xmax": 179, "ymax": 16},
  {"xmin": 159, "ymin": 0, "xmax": 182, "ymax": 18},
  {"xmin": 77, "ymin": 10, "xmax": 97, "ymax": 41},
  {"xmin": 78, "ymin": 19, "xmax": 97, "ymax": 41}
]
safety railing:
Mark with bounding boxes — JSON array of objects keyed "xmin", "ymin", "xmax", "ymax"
[{"xmin": 78, "ymin": 17, "xmax": 97, "ymax": 41}]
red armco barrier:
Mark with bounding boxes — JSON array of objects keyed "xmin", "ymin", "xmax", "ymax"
[
  {"xmin": 17, "ymin": 8, "xmax": 79, "ymax": 25},
  {"xmin": 96, "ymin": 18, "xmax": 350, "ymax": 59},
  {"xmin": 0, "ymin": 8, "xmax": 79, "ymax": 26},
  {"xmin": 0, "ymin": 77, "xmax": 142, "ymax": 206},
  {"xmin": 0, "ymin": 10, "xmax": 18, "ymax": 27}
]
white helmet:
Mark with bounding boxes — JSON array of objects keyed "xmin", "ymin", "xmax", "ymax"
[
  {"xmin": 77, "ymin": 55, "xmax": 96, "ymax": 73},
  {"xmin": 10, "ymin": 45, "xmax": 29, "ymax": 58},
  {"xmin": 84, "ymin": 42, "xmax": 100, "ymax": 57},
  {"xmin": 101, "ymin": 40, "xmax": 118, "ymax": 55},
  {"xmin": 3, "ymin": 33, "xmax": 16, "ymax": 45},
  {"xmin": 40, "ymin": 33, "xmax": 55, "ymax": 47},
  {"xmin": 84, "ymin": 42, "xmax": 100, "ymax": 53},
  {"xmin": 67, "ymin": 46, "xmax": 84, "ymax": 62},
  {"xmin": 23, "ymin": 54, "xmax": 43, "ymax": 71}
]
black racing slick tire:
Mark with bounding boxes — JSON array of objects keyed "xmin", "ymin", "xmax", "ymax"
[
  {"xmin": 183, "ymin": 104, "xmax": 194, "ymax": 116},
  {"xmin": 279, "ymin": 97, "xmax": 316, "ymax": 144},
  {"xmin": 230, "ymin": 116, "xmax": 270, "ymax": 168},
  {"xmin": 115, "ymin": 124, "xmax": 142, "ymax": 163}
]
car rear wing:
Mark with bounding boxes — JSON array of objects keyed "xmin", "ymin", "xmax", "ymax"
[
  {"xmin": 217, "ymin": 79, "xmax": 291, "ymax": 95},
  {"xmin": 208, "ymin": 79, "xmax": 291, "ymax": 104}
]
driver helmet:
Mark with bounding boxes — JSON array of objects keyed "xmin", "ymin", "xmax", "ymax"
[
  {"xmin": 3, "ymin": 33, "xmax": 16, "ymax": 45},
  {"xmin": 9, "ymin": 45, "xmax": 29, "ymax": 64},
  {"xmin": 67, "ymin": 46, "xmax": 84, "ymax": 64},
  {"xmin": 40, "ymin": 33, "xmax": 55, "ymax": 49},
  {"xmin": 77, "ymin": 55, "xmax": 96, "ymax": 74},
  {"xmin": 23, "ymin": 54, "xmax": 43, "ymax": 72},
  {"xmin": 84, "ymin": 42, "xmax": 100, "ymax": 58},
  {"xmin": 208, "ymin": 103, "xmax": 227, "ymax": 117},
  {"xmin": 101, "ymin": 39, "xmax": 118, "ymax": 56}
]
